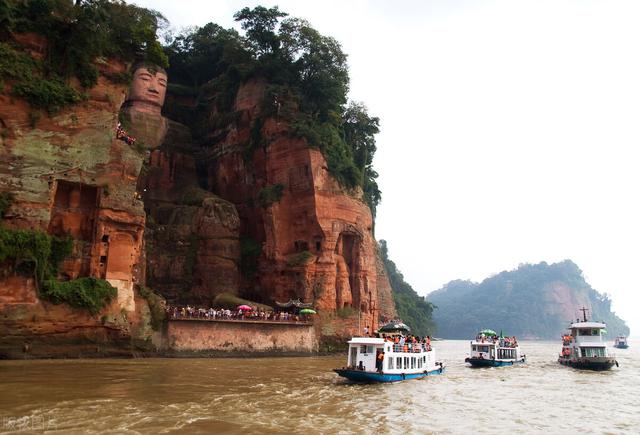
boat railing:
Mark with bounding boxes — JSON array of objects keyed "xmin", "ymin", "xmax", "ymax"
[{"xmin": 391, "ymin": 343, "xmax": 432, "ymax": 353}]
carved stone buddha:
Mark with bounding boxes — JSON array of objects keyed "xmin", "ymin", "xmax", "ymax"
[
  {"xmin": 120, "ymin": 63, "xmax": 170, "ymax": 149},
  {"xmin": 126, "ymin": 64, "xmax": 168, "ymax": 115}
]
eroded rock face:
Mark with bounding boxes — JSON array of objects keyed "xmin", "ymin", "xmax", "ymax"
[
  {"xmin": 0, "ymin": 54, "xmax": 155, "ymax": 356},
  {"xmin": 0, "ymin": 58, "xmax": 148, "ymax": 311},
  {"xmin": 138, "ymin": 108, "xmax": 241, "ymax": 305},
  {"xmin": 206, "ymin": 79, "xmax": 394, "ymax": 338}
]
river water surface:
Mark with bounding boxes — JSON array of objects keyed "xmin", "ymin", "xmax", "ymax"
[{"xmin": 1, "ymin": 339, "xmax": 638, "ymax": 434}]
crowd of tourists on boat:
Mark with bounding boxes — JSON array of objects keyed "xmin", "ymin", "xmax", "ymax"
[
  {"xmin": 475, "ymin": 333, "xmax": 519, "ymax": 348},
  {"xmin": 378, "ymin": 334, "xmax": 434, "ymax": 353},
  {"xmin": 166, "ymin": 305, "xmax": 310, "ymax": 322}
]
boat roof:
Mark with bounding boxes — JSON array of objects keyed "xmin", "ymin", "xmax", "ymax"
[
  {"xmin": 348, "ymin": 337, "xmax": 385, "ymax": 345},
  {"xmin": 569, "ymin": 321, "xmax": 606, "ymax": 329}
]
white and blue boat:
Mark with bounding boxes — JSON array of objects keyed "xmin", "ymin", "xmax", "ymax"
[
  {"xmin": 558, "ymin": 308, "xmax": 618, "ymax": 370},
  {"xmin": 333, "ymin": 336, "xmax": 445, "ymax": 383},
  {"xmin": 465, "ymin": 329, "xmax": 525, "ymax": 367},
  {"xmin": 614, "ymin": 336, "xmax": 629, "ymax": 349}
]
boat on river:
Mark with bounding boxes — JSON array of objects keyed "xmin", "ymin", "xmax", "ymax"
[
  {"xmin": 614, "ymin": 336, "xmax": 629, "ymax": 349},
  {"xmin": 465, "ymin": 329, "xmax": 525, "ymax": 367},
  {"xmin": 558, "ymin": 308, "xmax": 618, "ymax": 371},
  {"xmin": 333, "ymin": 337, "xmax": 445, "ymax": 382},
  {"xmin": 333, "ymin": 322, "xmax": 445, "ymax": 382}
]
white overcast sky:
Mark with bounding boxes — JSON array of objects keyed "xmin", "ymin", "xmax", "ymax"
[{"xmin": 134, "ymin": 0, "xmax": 639, "ymax": 335}]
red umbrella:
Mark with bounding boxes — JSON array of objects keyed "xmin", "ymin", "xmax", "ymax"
[{"xmin": 237, "ymin": 305, "xmax": 252, "ymax": 311}]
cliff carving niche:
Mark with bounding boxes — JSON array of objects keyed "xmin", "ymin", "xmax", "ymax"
[
  {"xmin": 127, "ymin": 64, "xmax": 242, "ymax": 306},
  {"xmin": 335, "ymin": 232, "xmax": 361, "ymax": 310},
  {"xmin": 48, "ymin": 181, "xmax": 99, "ymax": 241}
]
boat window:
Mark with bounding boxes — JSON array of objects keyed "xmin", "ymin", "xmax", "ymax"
[
  {"xmin": 404, "ymin": 357, "xmax": 409, "ymax": 369},
  {"xmin": 388, "ymin": 358, "xmax": 394, "ymax": 369},
  {"xmin": 360, "ymin": 345, "xmax": 374, "ymax": 354},
  {"xmin": 396, "ymin": 357, "xmax": 402, "ymax": 368},
  {"xmin": 481, "ymin": 346, "xmax": 489, "ymax": 353},
  {"xmin": 581, "ymin": 347, "xmax": 606, "ymax": 357},
  {"xmin": 472, "ymin": 345, "xmax": 477, "ymax": 351},
  {"xmin": 411, "ymin": 358, "xmax": 416, "ymax": 369},
  {"xmin": 423, "ymin": 356, "xmax": 426, "ymax": 363},
  {"xmin": 578, "ymin": 329, "xmax": 600, "ymax": 336},
  {"xmin": 418, "ymin": 358, "xmax": 422, "ymax": 368}
]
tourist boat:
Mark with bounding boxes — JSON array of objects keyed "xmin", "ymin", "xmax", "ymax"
[
  {"xmin": 614, "ymin": 336, "xmax": 629, "ymax": 349},
  {"xmin": 558, "ymin": 308, "xmax": 618, "ymax": 370},
  {"xmin": 465, "ymin": 329, "xmax": 525, "ymax": 367},
  {"xmin": 333, "ymin": 324, "xmax": 445, "ymax": 382}
]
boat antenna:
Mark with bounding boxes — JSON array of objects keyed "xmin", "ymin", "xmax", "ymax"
[{"xmin": 579, "ymin": 307, "xmax": 589, "ymax": 322}]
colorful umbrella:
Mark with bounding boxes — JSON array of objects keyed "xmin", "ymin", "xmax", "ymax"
[
  {"xmin": 379, "ymin": 322, "xmax": 411, "ymax": 333},
  {"xmin": 479, "ymin": 329, "xmax": 497, "ymax": 336},
  {"xmin": 237, "ymin": 305, "xmax": 252, "ymax": 311},
  {"xmin": 299, "ymin": 308, "xmax": 316, "ymax": 314}
]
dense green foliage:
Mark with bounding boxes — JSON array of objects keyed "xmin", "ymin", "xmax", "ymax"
[
  {"xmin": 43, "ymin": 277, "xmax": 116, "ymax": 315},
  {"xmin": 164, "ymin": 6, "xmax": 382, "ymax": 214},
  {"xmin": 0, "ymin": 0, "xmax": 167, "ymax": 111},
  {"xmin": 257, "ymin": 183, "xmax": 284, "ymax": 207},
  {"xmin": 12, "ymin": 76, "xmax": 84, "ymax": 111},
  {"xmin": 0, "ymin": 192, "xmax": 14, "ymax": 218},
  {"xmin": 0, "ymin": 202, "xmax": 116, "ymax": 315},
  {"xmin": 429, "ymin": 260, "xmax": 630, "ymax": 339},
  {"xmin": 286, "ymin": 250, "xmax": 313, "ymax": 267},
  {"xmin": 0, "ymin": 225, "xmax": 71, "ymax": 285},
  {"xmin": 137, "ymin": 285, "xmax": 166, "ymax": 330},
  {"xmin": 379, "ymin": 240, "xmax": 436, "ymax": 336}
]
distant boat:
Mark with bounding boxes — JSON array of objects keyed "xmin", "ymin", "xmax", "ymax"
[
  {"xmin": 333, "ymin": 323, "xmax": 445, "ymax": 382},
  {"xmin": 614, "ymin": 336, "xmax": 629, "ymax": 349},
  {"xmin": 558, "ymin": 307, "xmax": 618, "ymax": 370},
  {"xmin": 465, "ymin": 329, "xmax": 525, "ymax": 367}
]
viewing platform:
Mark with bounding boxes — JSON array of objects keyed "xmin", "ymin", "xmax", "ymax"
[{"xmin": 168, "ymin": 315, "xmax": 313, "ymax": 326}]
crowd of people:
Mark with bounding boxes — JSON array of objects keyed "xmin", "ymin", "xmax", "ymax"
[
  {"xmin": 475, "ymin": 334, "xmax": 519, "ymax": 348},
  {"xmin": 382, "ymin": 334, "xmax": 433, "ymax": 353},
  {"xmin": 115, "ymin": 122, "xmax": 137, "ymax": 146},
  {"xmin": 166, "ymin": 306, "xmax": 311, "ymax": 323}
]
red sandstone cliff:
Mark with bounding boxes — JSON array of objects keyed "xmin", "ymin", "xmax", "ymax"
[
  {"xmin": 0, "ymin": 35, "xmax": 396, "ymax": 357},
  {"xmin": 204, "ymin": 79, "xmax": 396, "ymax": 339},
  {"xmin": 0, "ymin": 36, "xmax": 155, "ymax": 357}
]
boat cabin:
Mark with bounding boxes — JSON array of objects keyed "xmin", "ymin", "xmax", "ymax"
[
  {"xmin": 346, "ymin": 337, "xmax": 437, "ymax": 374},
  {"xmin": 347, "ymin": 338, "xmax": 385, "ymax": 372},
  {"xmin": 564, "ymin": 321, "xmax": 609, "ymax": 358},
  {"xmin": 614, "ymin": 336, "xmax": 628, "ymax": 346},
  {"xmin": 470, "ymin": 337, "xmax": 521, "ymax": 361}
]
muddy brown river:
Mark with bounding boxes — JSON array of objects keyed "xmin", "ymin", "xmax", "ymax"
[{"xmin": 1, "ymin": 340, "xmax": 638, "ymax": 434}]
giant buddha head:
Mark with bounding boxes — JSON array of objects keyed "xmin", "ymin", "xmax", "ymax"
[{"xmin": 125, "ymin": 63, "xmax": 168, "ymax": 113}]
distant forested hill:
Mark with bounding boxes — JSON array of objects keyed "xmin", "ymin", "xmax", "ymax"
[
  {"xmin": 379, "ymin": 240, "xmax": 436, "ymax": 336},
  {"xmin": 428, "ymin": 260, "xmax": 629, "ymax": 339}
]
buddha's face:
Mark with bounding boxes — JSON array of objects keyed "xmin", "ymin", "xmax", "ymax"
[{"xmin": 128, "ymin": 67, "xmax": 167, "ymax": 107}]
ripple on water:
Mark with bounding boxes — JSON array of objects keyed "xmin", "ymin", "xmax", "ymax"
[{"xmin": 1, "ymin": 341, "xmax": 640, "ymax": 434}]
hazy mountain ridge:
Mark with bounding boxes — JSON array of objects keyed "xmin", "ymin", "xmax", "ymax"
[{"xmin": 428, "ymin": 260, "xmax": 630, "ymax": 339}]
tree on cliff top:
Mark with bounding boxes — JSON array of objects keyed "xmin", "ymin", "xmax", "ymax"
[
  {"xmin": 379, "ymin": 240, "xmax": 437, "ymax": 336},
  {"xmin": 1, "ymin": 0, "xmax": 168, "ymax": 91},
  {"xmin": 164, "ymin": 6, "xmax": 381, "ymax": 215}
]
